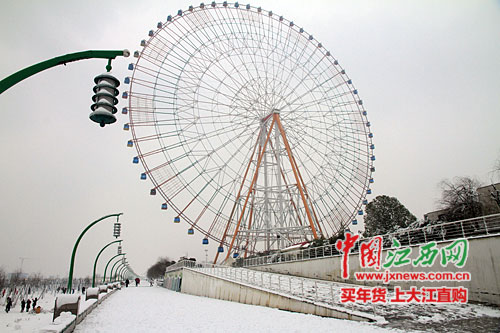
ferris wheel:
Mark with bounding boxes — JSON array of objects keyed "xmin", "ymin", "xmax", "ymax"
[{"xmin": 124, "ymin": 2, "xmax": 375, "ymax": 262}]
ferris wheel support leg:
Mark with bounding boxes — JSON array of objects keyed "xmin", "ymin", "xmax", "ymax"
[
  {"xmin": 224, "ymin": 119, "xmax": 276, "ymax": 261},
  {"xmin": 214, "ymin": 138, "xmax": 259, "ymax": 264},
  {"xmin": 273, "ymin": 113, "xmax": 319, "ymax": 239},
  {"xmin": 290, "ymin": 153, "xmax": 324, "ymax": 237},
  {"xmin": 243, "ymin": 192, "xmax": 256, "ymax": 259}
]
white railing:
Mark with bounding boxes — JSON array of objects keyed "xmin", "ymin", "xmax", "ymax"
[
  {"xmin": 165, "ymin": 259, "xmax": 198, "ymax": 273},
  {"xmin": 186, "ymin": 264, "xmax": 380, "ymax": 317},
  {"xmin": 242, "ymin": 213, "xmax": 500, "ymax": 267}
]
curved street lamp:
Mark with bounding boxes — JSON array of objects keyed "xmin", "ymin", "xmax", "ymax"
[
  {"xmin": 67, "ymin": 213, "xmax": 123, "ymax": 293},
  {"xmin": 103, "ymin": 253, "xmax": 125, "ymax": 283},
  {"xmin": 110, "ymin": 258, "xmax": 126, "ymax": 283},
  {"xmin": 92, "ymin": 239, "xmax": 121, "ymax": 287}
]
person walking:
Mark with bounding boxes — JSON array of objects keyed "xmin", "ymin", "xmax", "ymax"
[
  {"xmin": 26, "ymin": 299, "xmax": 31, "ymax": 313},
  {"xmin": 135, "ymin": 277, "xmax": 140, "ymax": 287},
  {"xmin": 125, "ymin": 279, "xmax": 129, "ymax": 287},
  {"xmin": 32, "ymin": 297, "xmax": 38, "ymax": 310},
  {"xmin": 20, "ymin": 299, "xmax": 26, "ymax": 312},
  {"xmin": 5, "ymin": 297, "xmax": 12, "ymax": 313}
]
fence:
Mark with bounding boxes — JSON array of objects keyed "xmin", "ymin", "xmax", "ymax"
[
  {"xmin": 242, "ymin": 213, "xmax": 500, "ymax": 267},
  {"xmin": 184, "ymin": 264, "xmax": 382, "ymax": 317}
]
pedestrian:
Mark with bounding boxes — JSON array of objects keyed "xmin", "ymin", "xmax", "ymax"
[
  {"xmin": 26, "ymin": 299, "xmax": 31, "ymax": 312},
  {"xmin": 125, "ymin": 279, "xmax": 129, "ymax": 288},
  {"xmin": 135, "ymin": 277, "xmax": 140, "ymax": 287},
  {"xmin": 20, "ymin": 299, "xmax": 26, "ymax": 312},
  {"xmin": 81, "ymin": 287, "xmax": 86, "ymax": 295},
  {"xmin": 5, "ymin": 296, "xmax": 12, "ymax": 313},
  {"xmin": 32, "ymin": 297, "xmax": 38, "ymax": 310}
]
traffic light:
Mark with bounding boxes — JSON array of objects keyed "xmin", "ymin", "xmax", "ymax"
[{"xmin": 90, "ymin": 73, "xmax": 120, "ymax": 127}]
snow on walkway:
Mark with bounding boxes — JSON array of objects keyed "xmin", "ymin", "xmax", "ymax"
[{"xmin": 74, "ymin": 286, "xmax": 393, "ymax": 333}]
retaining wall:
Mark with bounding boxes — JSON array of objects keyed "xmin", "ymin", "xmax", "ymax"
[
  {"xmin": 250, "ymin": 235, "xmax": 500, "ymax": 305},
  {"xmin": 180, "ymin": 268, "xmax": 380, "ymax": 322}
]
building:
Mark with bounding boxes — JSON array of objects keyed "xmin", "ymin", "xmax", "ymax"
[
  {"xmin": 424, "ymin": 182, "xmax": 500, "ymax": 223},
  {"xmin": 477, "ymin": 182, "xmax": 500, "ymax": 215}
]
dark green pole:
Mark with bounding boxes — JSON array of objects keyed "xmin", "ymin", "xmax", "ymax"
[
  {"xmin": 118, "ymin": 265, "xmax": 127, "ymax": 281},
  {"xmin": 92, "ymin": 239, "xmax": 121, "ymax": 287},
  {"xmin": 109, "ymin": 258, "xmax": 125, "ymax": 283},
  {"xmin": 103, "ymin": 253, "xmax": 125, "ymax": 283},
  {"xmin": 113, "ymin": 263, "xmax": 126, "ymax": 282},
  {"xmin": 0, "ymin": 50, "xmax": 128, "ymax": 94},
  {"xmin": 67, "ymin": 213, "xmax": 123, "ymax": 293}
]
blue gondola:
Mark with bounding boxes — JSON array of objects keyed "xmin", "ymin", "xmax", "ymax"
[
  {"xmin": 371, "ymin": 155, "xmax": 376, "ymax": 161},
  {"xmin": 233, "ymin": 253, "xmax": 239, "ymax": 259},
  {"xmin": 128, "ymin": 64, "xmax": 134, "ymax": 70},
  {"xmin": 187, "ymin": 228, "xmax": 194, "ymax": 235},
  {"xmin": 127, "ymin": 140, "xmax": 133, "ymax": 147},
  {"xmin": 358, "ymin": 210, "xmax": 364, "ymax": 215},
  {"xmin": 161, "ymin": 203, "xmax": 168, "ymax": 210},
  {"xmin": 150, "ymin": 189, "xmax": 156, "ymax": 195},
  {"xmin": 217, "ymin": 246, "xmax": 224, "ymax": 253},
  {"xmin": 202, "ymin": 238, "xmax": 209, "ymax": 245},
  {"xmin": 140, "ymin": 173, "xmax": 147, "ymax": 180},
  {"xmin": 367, "ymin": 189, "xmax": 372, "ymax": 194},
  {"xmin": 369, "ymin": 178, "xmax": 374, "ymax": 183},
  {"xmin": 133, "ymin": 157, "xmax": 139, "ymax": 164},
  {"xmin": 370, "ymin": 144, "xmax": 375, "ymax": 149},
  {"xmin": 123, "ymin": 124, "xmax": 130, "ymax": 131},
  {"xmin": 124, "ymin": 77, "xmax": 130, "ymax": 84},
  {"xmin": 122, "ymin": 107, "xmax": 128, "ymax": 114},
  {"xmin": 363, "ymin": 199, "xmax": 368, "ymax": 205},
  {"xmin": 352, "ymin": 220, "xmax": 358, "ymax": 225},
  {"xmin": 174, "ymin": 216, "xmax": 180, "ymax": 223}
]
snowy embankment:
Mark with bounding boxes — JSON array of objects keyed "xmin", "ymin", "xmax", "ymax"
[
  {"xmin": 191, "ymin": 267, "xmax": 500, "ymax": 332},
  {"xmin": 0, "ymin": 290, "xmax": 103, "ymax": 332},
  {"xmin": 74, "ymin": 285, "xmax": 391, "ymax": 332}
]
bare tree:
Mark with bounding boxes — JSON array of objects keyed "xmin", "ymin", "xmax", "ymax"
[
  {"xmin": 0, "ymin": 267, "xmax": 7, "ymax": 291},
  {"xmin": 438, "ymin": 176, "xmax": 482, "ymax": 221}
]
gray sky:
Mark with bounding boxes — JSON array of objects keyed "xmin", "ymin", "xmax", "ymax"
[{"xmin": 1, "ymin": 0, "xmax": 499, "ymax": 278}]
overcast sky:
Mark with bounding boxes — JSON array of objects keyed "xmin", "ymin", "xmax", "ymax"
[{"xmin": 1, "ymin": 0, "xmax": 499, "ymax": 278}]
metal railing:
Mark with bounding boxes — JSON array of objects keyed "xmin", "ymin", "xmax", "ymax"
[
  {"xmin": 242, "ymin": 213, "xmax": 500, "ymax": 267},
  {"xmin": 165, "ymin": 259, "xmax": 199, "ymax": 273}
]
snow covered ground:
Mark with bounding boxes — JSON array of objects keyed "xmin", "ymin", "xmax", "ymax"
[
  {"xmin": 0, "ymin": 292, "xmax": 56, "ymax": 332},
  {"xmin": 192, "ymin": 267, "xmax": 500, "ymax": 332},
  {"xmin": 74, "ymin": 285, "xmax": 393, "ymax": 333}
]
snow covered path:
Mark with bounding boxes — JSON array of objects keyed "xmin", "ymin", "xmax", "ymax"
[{"xmin": 74, "ymin": 286, "xmax": 392, "ymax": 333}]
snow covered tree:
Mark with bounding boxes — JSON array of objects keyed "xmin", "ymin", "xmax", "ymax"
[
  {"xmin": 438, "ymin": 177, "xmax": 482, "ymax": 222},
  {"xmin": 363, "ymin": 195, "xmax": 416, "ymax": 237}
]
